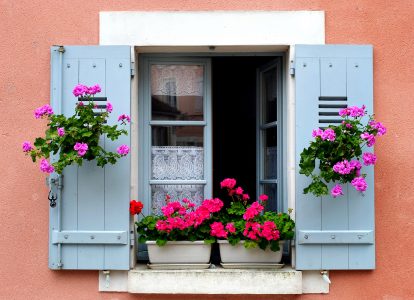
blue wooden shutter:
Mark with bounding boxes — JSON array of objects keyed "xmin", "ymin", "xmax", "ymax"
[
  {"xmin": 295, "ymin": 45, "xmax": 375, "ymax": 270},
  {"xmin": 49, "ymin": 46, "xmax": 131, "ymax": 270}
]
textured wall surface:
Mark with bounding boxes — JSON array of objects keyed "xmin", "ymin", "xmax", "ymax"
[{"xmin": 1, "ymin": 0, "xmax": 413, "ymax": 299}]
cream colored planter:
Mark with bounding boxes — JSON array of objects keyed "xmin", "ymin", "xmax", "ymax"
[
  {"xmin": 218, "ymin": 240, "xmax": 284, "ymax": 263},
  {"xmin": 146, "ymin": 241, "xmax": 212, "ymax": 264}
]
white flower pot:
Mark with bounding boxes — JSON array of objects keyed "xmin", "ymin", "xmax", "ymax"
[
  {"xmin": 146, "ymin": 241, "xmax": 212, "ymax": 264},
  {"xmin": 218, "ymin": 240, "xmax": 284, "ymax": 263}
]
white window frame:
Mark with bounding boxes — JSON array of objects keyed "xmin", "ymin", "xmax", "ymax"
[{"xmin": 99, "ymin": 10, "xmax": 328, "ymax": 294}]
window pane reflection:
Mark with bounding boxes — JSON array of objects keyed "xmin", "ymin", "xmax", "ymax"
[
  {"xmin": 151, "ymin": 64, "xmax": 204, "ymax": 121},
  {"xmin": 263, "ymin": 68, "xmax": 277, "ymax": 123},
  {"xmin": 264, "ymin": 127, "xmax": 277, "ymax": 179},
  {"xmin": 263, "ymin": 183, "xmax": 277, "ymax": 212}
]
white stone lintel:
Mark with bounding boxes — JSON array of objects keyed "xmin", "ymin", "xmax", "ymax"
[{"xmin": 100, "ymin": 11, "xmax": 325, "ymax": 46}]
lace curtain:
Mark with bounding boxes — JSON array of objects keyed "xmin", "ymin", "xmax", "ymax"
[
  {"xmin": 151, "ymin": 65, "xmax": 204, "ymax": 97},
  {"xmin": 151, "ymin": 146, "xmax": 204, "ymax": 214}
]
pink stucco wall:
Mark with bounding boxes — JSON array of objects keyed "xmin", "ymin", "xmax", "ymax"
[{"xmin": 1, "ymin": 0, "xmax": 413, "ymax": 299}]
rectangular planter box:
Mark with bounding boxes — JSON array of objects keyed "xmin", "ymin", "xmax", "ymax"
[
  {"xmin": 218, "ymin": 240, "xmax": 284, "ymax": 263},
  {"xmin": 146, "ymin": 241, "xmax": 212, "ymax": 264}
]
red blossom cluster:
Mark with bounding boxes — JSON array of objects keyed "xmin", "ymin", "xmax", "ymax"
[
  {"xmin": 209, "ymin": 221, "xmax": 237, "ymax": 239},
  {"xmin": 130, "ymin": 200, "xmax": 144, "ymax": 215},
  {"xmin": 155, "ymin": 198, "xmax": 224, "ymax": 233},
  {"xmin": 243, "ymin": 221, "xmax": 280, "ymax": 241},
  {"xmin": 220, "ymin": 178, "xmax": 250, "ymax": 200}
]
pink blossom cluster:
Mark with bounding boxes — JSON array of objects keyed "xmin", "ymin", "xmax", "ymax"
[
  {"xmin": 333, "ymin": 159, "xmax": 361, "ymax": 175},
  {"xmin": 331, "ymin": 184, "xmax": 344, "ymax": 198},
  {"xmin": 209, "ymin": 222, "xmax": 238, "ymax": 239},
  {"xmin": 22, "ymin": 141, "xmax": 33, "ymax": 152},
  {"xmin": 220, "ymin": 178, "xmax": 236, "ymax": 189},
  {"xmin": 362, "ymin": 152, "xmax": 377, "ymax": 166},
  {"xmin": 117, "ymin": 144, "xmax": 130, "ymax": 156},
  {"xmin": 243, "ymin": 221, "xmax": 280, "ymax": 241},
  {"xmin": 220, "ymin": 178, "xmax": 250, "ymax": 201},
  {"xmin": 243, "ymin": 201, "xmax": 264, "ymax": 221},
  {"xmin": 155, "ymin": 198, "xmax": 224, "ymax": 234},
  {"xmin": 106, "ymin": 102, "xmax": 113, "ymax": 113},
  {"xmin": 259, "ymin": 194, "xmax": 269, "ymax": 201},
  {"xmin": 40, "ymin": 159, "xmax": 54, "ymax": 173},
  {"xmin": 74, "ymin": 142, "xmax": 88, "ymax": 156},
  {"xmin": 368, "ymin": 120, "xmax": 387, "ymax": 136},
  {"xmin": 118, "ymin": 114, "xmax": 131, "ymax": 123},
  {"xmin": 360, "ymin": 132, "xmax": 376, "ymax": 147},
  {"xmin": 72, "ymin": 84, "xmax": 102, "ymax": 97},
  {"xmin": 351, "ymin": 177, "xmax": 368, "ymax": 192},
  {"xmin": 226, "ymin": 223, "xmax": 236, "ymax": 233},
  {"xmin": 57, "ymin": 127, "xmax": 65, "ymax": 137},
  {"xmin": 34, "ymin": 104, "xmax": 54, "ymax": 119},
  {"xmin": 312, "ymin": 128, "xmax": 336, "ymax": 141},
  {"xmin": 210, "ymin": 222, "xmax": 228, "ymax": 238},
  {"xmin": 339, "ymin": 105, "xmax": 366, "ymax": 118},
  {"xmin": 342, "ymin": 121, "xmax": 353, "ymax": 129}
]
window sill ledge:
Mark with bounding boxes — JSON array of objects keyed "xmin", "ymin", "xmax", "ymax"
[{"xmin": 99, "ymin": 264, "xmax": 329, "ymax": 294}]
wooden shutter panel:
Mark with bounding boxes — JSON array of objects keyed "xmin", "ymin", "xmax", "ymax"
[
  {"xmin": 49, "ymin": 46, "xmax": 131, "ymax": 270},
  {"xmin": 295, "ymin": 45, "xmax": 375, "ymax": 270}
]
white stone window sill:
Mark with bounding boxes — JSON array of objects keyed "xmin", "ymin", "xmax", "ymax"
[{"xmin": 99, "ymin": 264, "xmax": 329, "ymax": 294}]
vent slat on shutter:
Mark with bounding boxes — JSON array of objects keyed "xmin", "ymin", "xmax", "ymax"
[{"xmin": 318, "ymin": 97, "xmax": 348, "ymax": 127}]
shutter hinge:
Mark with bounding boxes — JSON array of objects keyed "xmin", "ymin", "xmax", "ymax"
[
  {"xmin": 130, "ymin": 61, "xmax": 135, "ymax": 77},
  {"xmin": 289, "ymin": 60, "xmax": 295, "ymax": 76},
  {"xmin": 52, "ymin": 45, "xmax": 65, "ymax": 53},
  {"xmin": 47, "ymin": 174, "xmax": 63, "ymax": 207}
]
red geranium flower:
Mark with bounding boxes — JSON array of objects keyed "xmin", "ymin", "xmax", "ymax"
[{"xmin": 130, "ymin": 200, "xmax": 144, "ymax": 215}]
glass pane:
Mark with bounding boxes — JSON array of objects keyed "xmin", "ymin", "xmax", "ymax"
[
  {"xmin": 262, "ymin": 68, "xmax": 277, "ymax": 123},
  {"xmin": 151, "ymin": 64, "xmax": 204, "ymax": 121},
  {"xmin": 151, "ymin": 184, "xmax": 204, "ymax": 215},
  {"xmin": 152, "ymin": 126, "xmax": 203, "ymax": 147},
  {"xmin": 262, "ymin": 183, "xmax": 277, "ymax": 212},
  {"xmin": 263, "ymin": 127, "xmax": 277, "ymax": 179},
  {"xmin": 152, "ymin": 126, "xmax": 204, "ymax": 180}
]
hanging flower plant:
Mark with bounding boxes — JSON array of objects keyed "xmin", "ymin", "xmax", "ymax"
[
  {"xmin": 22, "ymin": 84, "xmax": 130, "ymax": 174},
  {"xmin": 299, "ymin": 105, "xmax": 386, "ymax": 197}
]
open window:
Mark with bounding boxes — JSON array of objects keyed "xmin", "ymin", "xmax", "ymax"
[{"xmin": 137, "ymin": 54, "xmax": 285, "ymax": 261}]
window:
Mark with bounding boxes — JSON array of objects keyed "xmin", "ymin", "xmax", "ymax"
[
  {"xmin": 138, "ymin": 58, "xmax": 212, "ymax": 219},
  {"xmin": 138, "ymin": 55, "xmax": 284, "ymax": 260}
]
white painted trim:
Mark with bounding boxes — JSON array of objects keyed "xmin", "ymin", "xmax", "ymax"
[{"xmin": 100, "ymin": 11, "xmax": 325, "ymax": 46}]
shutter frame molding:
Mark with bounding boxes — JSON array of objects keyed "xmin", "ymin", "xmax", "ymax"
[
  {"xmin": 49, "ymin": 46, "xmax": 131, "ymax": 270},
  {"xmin": 294, "ymin": 44, "xmax": 375, "ymax": 270}
]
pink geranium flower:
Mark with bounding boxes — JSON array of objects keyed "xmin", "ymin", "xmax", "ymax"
[
  {"xmin": 22, "ymin": 141, "xmax": 33, "ymax": 152},
  {"xmin": 40, "ymin": 159, "xmax": 54, "ymax": 173},
  {"xmin": 117, "ymin": 144, "xmax": 129, "ymax": 156},
  {"xmin": 331, "ymin": 184, "xmax": 344, "ymax": 198},
  {"xmin": 74, "ymin": 142, "xmax": 88, "ymax": 156},
  {"xmin": 220, "ymin": 178, "xmax": 236, "ymax": 189},
  {"xmin": 363, "ymin": 152, "xmax": 377, "ymax": 166}
]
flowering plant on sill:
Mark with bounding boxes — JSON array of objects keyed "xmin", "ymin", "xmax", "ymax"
[
  {"xmin": 299, "ymin": 105, "xmax": 386, "ymax": 197},
  {"xmin": 210, "ymin": 178, "xmax": 295, "ymax": 252},
  {"xmin": 22, "ymin": 84, "xmax": 130, "ymax": 174},
  {"xmin": 134, "ymin": 196, "xmax": 224, "ymax": 246}
]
